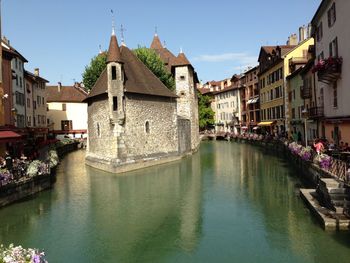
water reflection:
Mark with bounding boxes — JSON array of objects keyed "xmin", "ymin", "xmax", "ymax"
[
  {"xmin": 83, "ymin": 152, "xmax": 203, "ymax": 262},
  {"xmin": 0, "ymin": 144, "xmax": 350, "ymax": 262}
]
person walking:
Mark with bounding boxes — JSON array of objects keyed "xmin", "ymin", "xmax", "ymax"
[
  {"xmin": 5, "ymin": 151, "xmax": 13, "ymax": 172},
  {"xmin": 314, "ymin": 139, "xmax": 324, "ymax": 155}
]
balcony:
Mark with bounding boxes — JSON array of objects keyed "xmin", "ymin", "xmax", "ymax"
[
  {"xmin": 309, "ymin": 106, "xmax": 324, "ymax": 119},
  {"xmin": 313, "ymin": 57, "xmax": 342, "ymax": 84}
]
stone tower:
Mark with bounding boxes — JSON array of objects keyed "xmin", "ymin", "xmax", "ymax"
[
  {"xmin": 173, "ymin": 51, "xmax": 200, "ymax": 151},
  {"xmin": 106, "ymin": 28, "xmax": 127, "ymax": 161}
]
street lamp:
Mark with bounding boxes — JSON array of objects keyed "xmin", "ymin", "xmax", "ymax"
[{"xmin": 302, "ymin": 108, "xmax": 308, "ymax": 147}]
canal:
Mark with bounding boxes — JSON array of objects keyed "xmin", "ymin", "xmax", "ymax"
[{"xmin": 0, "ymin": 141, "xmax": 350, "ymax": 262}]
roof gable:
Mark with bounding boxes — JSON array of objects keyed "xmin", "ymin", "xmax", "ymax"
[{"xmin": 47, "ymin": 85, "xmax": 88, "ymax": 103}]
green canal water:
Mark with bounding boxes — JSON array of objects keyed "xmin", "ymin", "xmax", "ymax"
[{"xmin": 1, "ymin": 141, "xmax": 350, "ymax": 262}]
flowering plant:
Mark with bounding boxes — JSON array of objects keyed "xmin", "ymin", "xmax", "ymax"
[
  {"xmin": 26, "ymin": 161, "xmax": 45, "ymax": 177},
  {"xmin": 0, "ymin": 169, "xmax": 12, "ymax": 185},
  {"xmin": 312, "ymin": 56, "xmax": 343, "ymax": 73},
  {"xmin": 288, "ymin": 142, "xmax": 303, "ymax": 155},
  {"xmin": 0, "ymin": 244, "xmax": 47, "ymax": 262},
  {"xmin": 299, "ymin": 146, "xmax": 313, "ymax": 161},
  {"xmin": 47, "ymin": 150, "xmax": 59, "ymax": 169},
  {"xmin": 314, "ymin": 154, "xmax": 332, "ymax": 170}
]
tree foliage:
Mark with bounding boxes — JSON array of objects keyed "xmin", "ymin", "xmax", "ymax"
[
  {"xmin": 82, "ymin": 48, "xmax": 175, "ymax": 92},
  {"xmin": 198, "ymin": 93, "xmax": 215, "ymax": 130},
  {"xmin": 82, "ymin": 52, "xmax": 107, "ymax": 92},
  {"xmin": 133, "ymin": 47, "xmax": 175, "ymax": 91}
]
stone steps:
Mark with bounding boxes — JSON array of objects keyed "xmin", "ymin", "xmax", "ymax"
[{"xmin": 317, "ymin": 178, "xmax": 350, "ymax": 214}]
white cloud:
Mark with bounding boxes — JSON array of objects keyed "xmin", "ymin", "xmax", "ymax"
[{"xmin": 192, "ymin": 52, "xmax": 257, "ymax": 64}]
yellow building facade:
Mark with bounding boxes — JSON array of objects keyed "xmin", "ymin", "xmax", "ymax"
[
  {"xmin": 283, "ymin": 38, "xmax": 314, "ymax": 135},
  {"xmin": 259, "ymin": 61, "xmax": 284, "ymax": 133},
  {"xmin": 258, "ymin": 38, "xmax": 314, "ymax": 135}
]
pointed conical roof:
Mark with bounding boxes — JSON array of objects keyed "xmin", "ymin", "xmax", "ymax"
[
  {"xmin": 107, "ymin": 33, "xmax": 123, "ymax": 63},
  {"xmin": 150, "ymin": 34, "xmax": 163, "ymax": 50},
  {"xmin": 173, "ymin": 52, "xmax": 191, "ymax": 67}
]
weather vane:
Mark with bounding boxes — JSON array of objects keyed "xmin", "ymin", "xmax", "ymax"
[
  {"xmin": 111, "ymin": 9, "xmax": 115, "ymax": 35},
  {"xmin": 120, "ymin": 24, "xmax": 126, "ymax": 43}
]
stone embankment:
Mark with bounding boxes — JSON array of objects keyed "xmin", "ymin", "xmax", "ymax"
[
  {"xmin": 228, "ymin": 135, "xmax": 350, "ymax": 230},
  {"xmin": 0, "ymin": 141, "xmax": 79, "ymax": 208}
]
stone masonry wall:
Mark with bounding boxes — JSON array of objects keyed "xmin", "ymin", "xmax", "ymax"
[
  {"xmin": 175, "ymin": 66, "xmax": 200, "ymax": 151},
  {"xmin": 86, "ymin": 98, "xmax": 118, "ymax": 160},
  {"xmin": 123, "ymin": 94, "xmax": 178, "ymax": 160},
  {"xmin": 178, "ymin": 118, "xmax": 191, "ymax": 154}
]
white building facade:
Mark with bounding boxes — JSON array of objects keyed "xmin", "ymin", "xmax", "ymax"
[{"xmin": 312, "ymin": 0, "xmax": 350, "ymax": 144}]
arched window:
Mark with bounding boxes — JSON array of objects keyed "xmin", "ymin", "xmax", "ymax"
[
  {"xmin": 145, "ymin": 121, "xmax": 150, "ymax": 134},
  {"xmin": 97, "ymin": 123, "xmax": 101, "ymax": 137}
]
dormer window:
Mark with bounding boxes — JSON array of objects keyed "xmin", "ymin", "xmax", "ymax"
[{"xmin": 111, "ymin": 66, "xmax": 117, "ymax": 80}]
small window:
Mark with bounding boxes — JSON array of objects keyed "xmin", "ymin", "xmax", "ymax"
[
  {"xmin": 333, "ymin": 82, "xmax": 338, "ymax": 108},
  {"xmin": 145, "ymin": 121, "xmax": 150, "ymax": 134},
  {"xmin": 61, "ymin": 120, "xmax": 72, "ymax": 131},
  {"xmin": 180, "ymin": 75, "xmax": 185, "ymax": 80},
  {"xmin": 111, "ymin": 66, "xmax": 117, "ymax": 80},
  {"xmin": 97, "ymin": 123, "xmax": 101, "ymax": 137},
  {"xmin": 62, "ymin": 103, "xmax": 66, "ymax": 111},
  {"xmin": 327, "ymin": 2, "xmax": 336, "ymax": 27},
  {"xmin": 113, "ymin": 96, "xmax": 118, "ymax": 111},
  {"xmin": 180, "ymin": 91, "xmax": 185, "ymax": 96}
]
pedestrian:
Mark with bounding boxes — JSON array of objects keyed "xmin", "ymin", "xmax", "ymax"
[
  {"xmin": 5, "ymin": 151, "xmax": 13, "ymax": 172},
  {"xmin": 314, "ymin": 139, "xmax": 324, "ymax": 155}
]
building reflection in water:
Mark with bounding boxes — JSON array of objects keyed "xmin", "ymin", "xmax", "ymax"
[{"xmin": 85, "ymin": 151, "xmax": 204, "ymax": 262}]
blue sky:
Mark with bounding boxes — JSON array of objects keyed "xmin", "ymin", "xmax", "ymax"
[{"xmin": 3, "ymin": 0, "xmax": 320, "ymax": 85}]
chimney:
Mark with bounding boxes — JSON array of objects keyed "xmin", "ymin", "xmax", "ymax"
[
  {"xmin": 299, "ymin": 26, "xmax": 305, "ymax": 42},
  {"xmin": 307, "ymin": 23, "xmax": 312, "ymax": 39},
  {"xmin": 34, "ymin": 68, "xmax": 40, "ymax": 76},
  {"xmin": 58, "ymin": 82, "xmax": 62, "ymax": 92},
  {"xmin": 74, "ymin": 82, "xmax": 80, "ymax": 89},
  {"xmin": 287, "ymin": 34, "xmax": 298, "ymax": 46}
]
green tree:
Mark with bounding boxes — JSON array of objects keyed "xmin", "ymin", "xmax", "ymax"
[
  {"xmin": 133, "ymin": 47, "xmax": 175, "ymax": 91},
  {"xmin": 82, "ymin": 52, "xmax": 107, "ymax": 92},
  {"xmin": 198, "ymin": 93, "xmax": 215, "ymax": 130}
]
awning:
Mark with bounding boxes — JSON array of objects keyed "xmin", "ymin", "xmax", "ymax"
[
  {"xmin": 253, "ymin": 126, "xmax": 260, "ymax": 130},
  {"xmin": 0, "ymin": 130, "xmax": 22, "ymax": 142},
  {"xmin": 247, "ymin": 97, "xmax": 259, "ymax": 104},
  {"xmin": 257, "ymin": 121, "xmax": 274, "ymax": 126}
]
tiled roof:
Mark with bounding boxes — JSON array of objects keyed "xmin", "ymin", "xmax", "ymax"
[
  {"xmin": 46, "ymin": 85, "xmax": 88, "ymax": 103},
  {"xmin": 1, "ymin": 41, "xmax": 28, "ymax": 62},
  {"xmin": 107, "ymin": 34, "xmax": 123, "ymax": 63},
  {"xmin": 153, "ymin": 48, "xmax": 177, "ymax": 72},
  {"xmin": 150, "ymin": 34, "xmax": 163, "ymax": 50},
  {"xmin": 24, "ymin": 70, "xmax": 49, "ymax": 83},
  {"xmin": 86, "ymin": 45, "xmax": 177, "ymax": 100},
  {"xmin": 197, "ymin": 88, "xmax": 212, "ymax": 95},
  {"xmin": 261, "ymin": 45, "xmax": 296, "ymax": 56},
  {"xmin": 173, "ymin": 52, "xmax": 191, "ymax": 67}
]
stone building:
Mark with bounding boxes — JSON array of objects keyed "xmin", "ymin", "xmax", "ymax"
[
  {"xmin": 85, "ymin": 29, "xmax": 199, "ymax": 173},
  {"xmin": 150, "ymin": 33, "xmax": 200, "ymax": 151}
]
